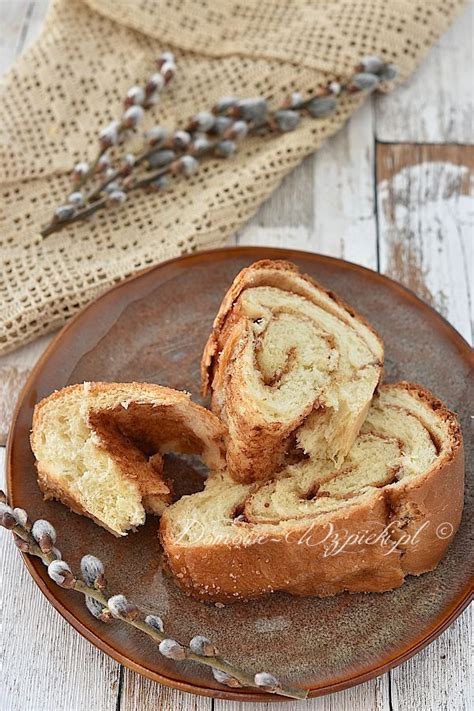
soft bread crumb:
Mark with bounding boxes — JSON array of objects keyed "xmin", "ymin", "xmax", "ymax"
[
  {"xmin": 161, "ymin": 382, "xmax": 464, "ymax": 601},
  {"xmin": 201, "ymin": 261, "xmax": 384, "ymax": 482},
  {"xmin": 31, "ymin": 382, "xmax": 226, "ymax": 536}
]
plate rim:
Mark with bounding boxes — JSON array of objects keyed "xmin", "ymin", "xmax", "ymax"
[{"xmin": 6, "ymin": 245, "xmax": 473, "ymax": 702}]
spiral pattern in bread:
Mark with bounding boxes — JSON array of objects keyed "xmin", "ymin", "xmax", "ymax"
[
  {"xmin": 202, "ymin": 260, "xmax": 384, "ymax": 482},
  {"xmin": 161, "ymin": 383, "xmax": 464, "ymax": 602}
]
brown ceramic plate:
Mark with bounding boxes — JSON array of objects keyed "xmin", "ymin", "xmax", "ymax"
[{"xmin": 7, "ymin": 247, "xmax": 473, "ymax": 702}]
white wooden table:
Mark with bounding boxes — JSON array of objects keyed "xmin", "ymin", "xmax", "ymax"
[{"xmin": 0, "ymin": 2, "xmax": 472, "ymax": 709}]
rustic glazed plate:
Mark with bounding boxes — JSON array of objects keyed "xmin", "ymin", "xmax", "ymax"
[{"xmin": 7, "ymin": 247, "xmax": 473, "ymax": 702}]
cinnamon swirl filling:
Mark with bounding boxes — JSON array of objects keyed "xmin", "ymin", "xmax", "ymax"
[{"xmin": 202, "ymin": 261, "xmax": 384, "ymax": 482}]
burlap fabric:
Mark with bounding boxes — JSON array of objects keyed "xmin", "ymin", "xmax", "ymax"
[{"xmin": 0, "ymin": 0, "xmax": 464, "ymax": 354}]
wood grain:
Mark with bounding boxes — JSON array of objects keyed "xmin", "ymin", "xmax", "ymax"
[
  {"xmin": 237, "ymin": 101, "xmax": 377, "ymax": 269},
  {"xmin": 214, "ymin": 675, "xmax": 389, "ymax": 711},
  {"xmin": 377, "ymin": 144, "xmax": 473, "ymax": 342},
  {"xmin": 376, "ymin": 142, "xmax": 472, "ymax": 710},
  {"xmin": 119, "ymin": 677, "xmax": 212, "ymax": 711},
  {"xmin": 0, "ymin": 0, "xmax": 49, "ymax": 73},
  {"xmin": 311, "ymin": 101, "xmax": 377, "ymax": 268},
  {"xmin": 375, "ymin": 2, "xmax": 474, "ymax": 144},
  {"xmin": 20, "ymin": 0, "xmax": 50, "ymax": 50},
  {"xmin": 0, "ymin": 0, "xmax": 30, "ymax": 73},
  {"xmin": 390, "ymin": 608, "xmax": 472, "ymax": 711}
]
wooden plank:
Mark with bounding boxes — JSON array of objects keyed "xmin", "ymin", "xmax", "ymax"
[
  {"xmin": 0, "ymin": 0, "xmax": 29, "ymax": 73},
  {"xmin": 390, "ymin": 608, "xmax": 472, "ymax": 711},
  {"xmin": 0, "ymin": 447, "xmax": 122, "ymax": 711},
  {"xmin": 377, "ymin": 144, "xmax": 473, "ymax": 343},
  {"xmin": 21, "ymin": 0, "xmax": 51, "ymax": 52},
  {"xmin": 214, "ymin": 675, "xmax": 389, "ymax": 711},
  {"xmin": 236, "ymin": 100, "xmax": 378, "ymax": 269},
  {"xmin": 311, "ymin": 101, "xmax": 377, "ymax": 268},
  {"xmin": 231, "ymin": 155, "xmax": 315, "ymax": 250},
  {"xmin": 0, "ymin": 0, "xmax": 50, "ymax": 74},
  {"xmin": 375, "ymin": 2, "xmax": 474, "ymax": 144},
  {"xmin": 119, "ymin": 675, "xmax": 212, "ymax": 711},
  {"xmin": 376, "ymin": 142, "xmax": 472, "ymax": 711}
]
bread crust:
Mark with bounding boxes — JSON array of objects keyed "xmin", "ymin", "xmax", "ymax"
[
  {"xmin": 161, "ymin": 493, "xmax": 406, "ymax": 601},
  {"xmin": 384, "ymin": 383, "xmax": 465, "ymax": 576},
  {"xmin": 37, "ymin": 463, "xmax": 129, "ymax": 537},
  {"xmin": 200, "ymin": 260, "xmax": 385, "ymax": 483},
  {"xmin": 201, "ymin": 259, "xmax": 384, "ymax": 394},
  {"xmin": 160, "ymin": 383, "xmax": 464, "ymax": 603},
  {"xmin": 31, "ymin": 381, "xmax": 226, "ymax": 535}
]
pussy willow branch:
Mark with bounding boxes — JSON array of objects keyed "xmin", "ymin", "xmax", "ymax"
[
  {"xmin": 40, "ymin": 55, "xmax": 397, "ymax": 238},
  {"xmin": 76, "ymin": 147, "xmax": 108, "ymax": 190},
  {"xmin": 86, "ymin": 146, "xmax": 159, "ymax": 202},
  {"xmin": 40, "ymin": 199, "xmax": 108, "ymax": 237},
  {"xmin": 0, "ymin": 493, "xmax": 307, "ymax": 700},
  {"xmin": 38, "ymin": 52, "xmax": 178, "ymax": 237},
  {"xmin": 41, "ymin": 137, "xmax": 226, "ymax": 237}
]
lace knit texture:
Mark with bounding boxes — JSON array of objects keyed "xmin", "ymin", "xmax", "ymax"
[{"xmin": 0, "ymin": 0, "xmax": 464, "ymax": 353}]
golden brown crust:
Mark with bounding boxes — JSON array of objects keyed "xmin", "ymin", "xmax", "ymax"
[
  {"xmin": 201, "ymin": 259, "xmax": 384, "ymax": 395},
  {"xmin": 160, "ymin": 494, "xmax": 407, "ymax": 602},
  {"xmin": 382, "ymin": 382, "xmax": 465, "ymax": 575},
  {"xmin": 160, "ymin": 382, "xmax": 465, "ymax": 603},
  {"xmin": 31, "ymin": 381, "xmax": 227, "ymax": 534},
  {"xmin": 200, "ymin": 259, "xmax": 385, "ymax": 482}
]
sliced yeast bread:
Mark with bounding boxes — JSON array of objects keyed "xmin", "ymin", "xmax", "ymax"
[
  {"xmin": 201, "ymin": 259, "xmax": 384, "ymax": 482},
  {"xmin": 161, "ymin": 383, "xmax": 464, "ymax": 602},
  {"xmin": 31, "ymin": 382, "xmax": 226, "ymax": 536}
]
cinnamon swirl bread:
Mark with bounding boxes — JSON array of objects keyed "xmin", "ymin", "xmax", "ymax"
[
  {"xmin": 202, "ymin": 260, "xmax": 384, "ymax": 483},
  {"xmin": 161, "ymin": 383, "xmax": 464, "ymax": 602},
  {"xmin": 31, "ymin": 382, "xmax": 226, "ymax": 536}
]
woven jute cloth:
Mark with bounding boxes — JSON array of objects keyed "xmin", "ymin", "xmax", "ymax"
[{"xmin": 0, "ymin": 0, "xmax": 464, "ymax": 354}]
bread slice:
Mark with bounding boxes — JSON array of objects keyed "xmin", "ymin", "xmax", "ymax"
[
  {"xmin": 161, "ymin": 383, "xmax": 464, "ymax": 602},
  {"xmin": 201, "ymin": 259, "xmax": 384, "ymax": 482},
  {"xmin": 31, "ymin": 382, "xmax": 226, "ymax": 536}
]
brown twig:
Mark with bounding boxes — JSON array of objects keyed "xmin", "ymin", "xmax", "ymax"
[
  {"xmin": 41, "ymin": 138, "xmax": 223, "ymax": 237},
  {"xmin": 76, "ymin": 146, "xmax": 108, "ymax": 189},
  {"xmin": 0, "ymin": 494, "xmax": 307, "ymax": 700},
  {"xmin": 40, "ymin": 199, "xmax": 108, "ymax": 237},
  {"xmin": 39, "ymin": 55, "xmax": 397, "ymax": 239},
  {"xmin": 86, "ymin": 145, "xmax": 161, "ymax": 202},
  {"xmin": 40, "ymin": 52, "xmax": 178, "ymax": 237}
]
